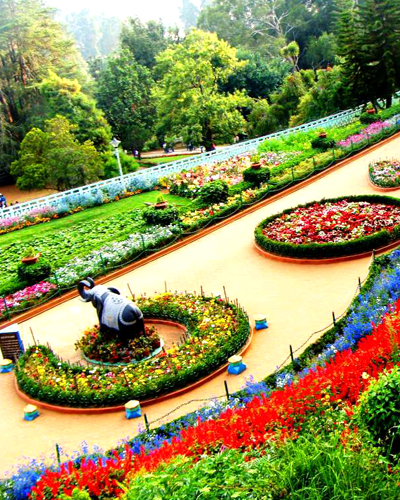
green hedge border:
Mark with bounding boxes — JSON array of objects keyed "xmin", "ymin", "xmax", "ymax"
[
  {"xmin": 255, "ymin": 194, "xmax": 400, "ymax": 260},
  {"xmin": 15, "ymin": 297, "xmax": 250, "ymax": 408}
]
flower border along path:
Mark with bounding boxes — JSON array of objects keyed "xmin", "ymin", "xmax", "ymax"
[
  {"xmin": 3, "ymin": 130, "xmax": 400, "ymax": 330},
  {"xmin": 14, "ymin": 293, "xmax": 252, "ymax": 413},
  {"xmin": 368, "ymin": 158, "xmax": 400, "ymax": 191},
  {"xmin": 255, "ymin": 195, "xmax": 400, "ymax": 263}
]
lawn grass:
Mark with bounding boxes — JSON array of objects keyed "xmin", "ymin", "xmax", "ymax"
[{"xmin": 0, "ymin": 191, "xmax": 193, "ymax": 247}]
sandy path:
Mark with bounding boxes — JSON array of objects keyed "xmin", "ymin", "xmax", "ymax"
[
  {"xmin": 0, "ymin": 185, "xmax": 58, "ymax": 205},
  {"xmin": 1, "ymin": 137, "xmax": 400, "ymax": 476}
]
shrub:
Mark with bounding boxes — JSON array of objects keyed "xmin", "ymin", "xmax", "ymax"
[
  {"xmin": 17, "ymin": 260, "xmax": 52, "ymax": 286},
  {"xmin": 243, "ymin": 167, "xmax": 270, "ymax": 186},
  {"xmin": 360, "ymin": 111, "xmax": 381, "ymax": 124},
  {"xmin": 357, "ymin": 365, "xmax": 400, "ymax": 451},
  {"xmin": 310, "ymin": 135, "xmax": 335, "ymax": 151},
  {"xmin": 142, "ymin": 206, "xmax": 179, "ymax": 226},
  {"xmin": 197, "ymin": 180, "xmax": 229, "ymax": 205}
]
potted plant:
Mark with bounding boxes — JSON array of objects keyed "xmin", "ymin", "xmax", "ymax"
[
  {"xmin": 318, "ymin": 131, "xmax": 327, "ymax": 139},
  {"xmin": 154, "ymin": 195, "xmax": 168, "ymax": 209},
  {"xmin": 21, "ymin": 247, "xmax": 40, "ymax": 265},
  {"xmin": 367, "ymin": 108, "xmax": 377, "ymax": 115},
  {"xmin": 250, "ymin": 153, "xmax": 261, "ymax": 169}
]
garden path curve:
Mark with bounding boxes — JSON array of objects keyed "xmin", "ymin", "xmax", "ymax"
[{"xmin": 1, "ymin": 135, "xmax": 400, "ymax": 476}]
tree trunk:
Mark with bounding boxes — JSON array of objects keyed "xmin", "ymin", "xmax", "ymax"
[{"xmin": 386, "ymin": 95, "xmax": 392, "ymax": 108}]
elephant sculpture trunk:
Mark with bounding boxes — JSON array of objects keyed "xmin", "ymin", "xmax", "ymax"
[{"xmin": 78, "ymin": 278, "xmax": 145, "ymax": 345}]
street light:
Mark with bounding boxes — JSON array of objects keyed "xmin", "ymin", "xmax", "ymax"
[{"xmin": 110, "ymin": 137, "xmax": 126, "ymax": 191}]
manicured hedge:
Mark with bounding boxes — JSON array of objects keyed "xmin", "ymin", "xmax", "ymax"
[{"xmin": 255, "ymin": 194, "xmax": 400, "ymax": 260}]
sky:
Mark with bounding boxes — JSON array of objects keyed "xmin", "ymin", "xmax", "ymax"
[{"xmin": 46, "ymin": 0, "xmax": 200, "ymax": 26}]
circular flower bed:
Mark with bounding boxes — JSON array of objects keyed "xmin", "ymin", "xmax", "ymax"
[
  {"xmin": 16, "ymin": 293, "xmax": 250, "ymax": 408},
  {"xmin": 255, "ymin": 195, "xmax": 400, "ymax": 260},
  {"xmin": 369, "ymin": 159, "xmax": 400, "ymax": 188},
  {"xmin": 75, "ymin": 324, "xmax": 162, "ymax": 365}
]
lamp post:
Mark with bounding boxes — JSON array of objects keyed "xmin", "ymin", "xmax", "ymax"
[{"xmin": 110, "ymin": 137, "xmax": 126, "ymax": 191}]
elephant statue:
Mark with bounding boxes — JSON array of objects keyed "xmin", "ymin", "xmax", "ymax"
[{"xmin": 78, "ymin": 278, "xmax": 145, "ymax": 345}]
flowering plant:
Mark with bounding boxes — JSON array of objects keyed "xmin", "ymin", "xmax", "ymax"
[
  {"xmin": 16, "ymin": 293, "xmax": 250, "ymax": 408},
  {"xmin": 75, "ymin": 324, "xmax": 161, "ymax": 364},
  {"xmin": 336, "ymin": 120, "xmax": 392, "ymax": 148},
  {"xmin": 369, "ymin": 158, "xmax": 400, "ymax": 188},
  {"xmin": 262, "ymin": 199, "xmax": 400, "ymax": 245},
  {"xmin": 0, "ymin": 282, "xmax": 57, "ymax": 318}
]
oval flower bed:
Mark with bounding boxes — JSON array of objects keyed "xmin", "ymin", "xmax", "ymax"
[
  {"xmin": 255, "ymin": 195, "xmax": 400, "ymax": 260},
  {"xmin": 75, "ymin": 324, "xmax": 162, "ymax": 366},
  {"xmin": 369, "ymin": 158, "xmax": 400, "ymax": 189},
  {"xmin": 15, "ymin": 293, "xmax": 250, "ymax": 408}
]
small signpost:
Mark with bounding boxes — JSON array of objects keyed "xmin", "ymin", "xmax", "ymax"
[{"xmin": 0, "ymin": 324, "xmax": 24, "ymax": 362}]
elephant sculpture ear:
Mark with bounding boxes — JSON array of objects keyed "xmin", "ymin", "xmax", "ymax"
[
  {"xmin": 78, "ymin": 278, "xmax": 95, "ymax": 302},
  {"xmin": 107, "ymin": 287, "xmax": 121, "ymax": 295}
]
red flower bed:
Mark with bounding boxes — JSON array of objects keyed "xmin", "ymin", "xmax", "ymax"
[
  {"xmin": 262, "ymin": 200, "xmax": 400, "ymax": 244},
  {"xmin": 30, "ymin": 301, "xmax": 400, "ymax": 499}
]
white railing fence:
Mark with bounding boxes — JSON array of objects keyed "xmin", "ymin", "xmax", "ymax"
[{"xmin": 0, "ymin": 104, "xmax": 373, "ymax": 220}]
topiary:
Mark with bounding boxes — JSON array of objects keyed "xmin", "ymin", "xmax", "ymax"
[
  {"xmin": 142, "ymin": 206, "xmax": 179, "ymax": 226},
  {"xmin": 356, "ymin": 365, "xmax": 400, "ymax": 452},
  {"xmin": 17, "ymin": 259, "xmax": 52, "ymax": 286},
  {"xmin": 311, "ymin": 136, "xmax": 335, "ymax": 151},
  {"xmin": 197, "ymin": 180, "xmax": 229, "ymax": 205},
  {"xmin": 243, "ymin": 167, "xmax": 270, "ymax": 186}
]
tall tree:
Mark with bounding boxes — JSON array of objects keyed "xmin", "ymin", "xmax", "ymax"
[
  {"xmin": 180, "ymin": 0, "xmax": 200, "ymax": 31},
  {"xmin": 153, "ymin": 30, "xmax": 250, "ymax": 149},
  {"xmin": 96, "ymin": 50, "xmax": 155, "ymax": 157},
  {"xmin": 336, "ymin": 0, "xmax": 400, "ymax": 107},
  {"xmin": 36, "ymin": 71, "xmax": 112, "ymax": 152},
  {"xmin": 64, "ymin": 9, "xmax": 101, "ymax": 59},
  {"xmin": 0, "ymin": 0, "xmax": 88, "ymax": 179},
  {"xmin": 120, "ymin": 17, "xmax": 172, "ymax": 70}
]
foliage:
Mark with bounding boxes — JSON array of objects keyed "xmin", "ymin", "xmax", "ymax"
[
  {"xmin": 102, "ymin": 151, "xmax": 139, "ymax": 179},
  {"xmin": 95, "ymin": 50, "xmax": 155, "ymax": 155},
  {"xmin": 360, "ymin": 111, "xmax": 381, "ymax": 124},
  {"xmin": 180, "ymin": 0, "xmax": 200, "ymax": 31},
  {"xmin": 242, "ymin": 167, "xmax": 271, "ymax": 186},
  {"xmin": 17, "ymin": 260, "xmax": 51, "ymax": 287},
  {"xmin": 255, "ymin": 195, "xmax": 400, "ymax": 259},
  {"xmin": 142, "ymin": 206, "xmax": 179, "ymax": 226},
  {"xmin": 0, "ymin": 0, "xmax": 89, "ymax": 179},
  {"xmin": 10, "ymin": 116, "xmax": 103, "ymax": 191},
  {"xmin": 36, "ymin": 72, "xmax": 111, "ymax": 152},
  {"xmin": 310, "ymin": 135, "xmax": 335, "ymax": 150},
  {"xmin": 336, "ymin": 0, "xmax": 400, "ymax": 108},
  {"xmin": 153, "ymin": 30, "xmax": 250, "ymax": 148},
  {"xmin": 357, "ymin": 365, "xmax": 400, "ymax": 450},
  {"xmin": 302, "ymin": 32, "xmax": 338, "ymax": 69},
  {"xmin": 120, "ymin": 17, "xmax": 175, "ymax": 70},
  {"xmin": 198, "ymin": 180, "xmax": 229, "ymax": 205}
]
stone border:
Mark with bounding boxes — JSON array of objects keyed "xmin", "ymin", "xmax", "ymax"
[
  {"xmin": 2, "ymin": 130, "xmax": 400, "ymax": 331},
  {"xmin": 254, "ymin": 239, "xmax": 400, "ymax": 265},
  {"xmin": 14, "ymin": 323, "xmax": 254, "ymax": 414}
]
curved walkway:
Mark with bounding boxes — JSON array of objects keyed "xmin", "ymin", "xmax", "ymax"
[{"xmin": 2, "ymin": 136, "xmax": 400, "ymax": 476}]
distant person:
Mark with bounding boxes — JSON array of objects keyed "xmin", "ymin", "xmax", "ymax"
[
  {"xmin": 211, "ymin": 143, "xmax": 217, "ymax": 151},
  {"xmin": 200, "ymin": 146, "xmax": 204, "ymax": 153},
  {"xmin": 133, "ymin": 149, "xmax": 138, "ymax": 158},
  {"xmin": 0, "ymin": 193, "xmax": 6, "ymax": 208},
  {"xmin": 163, "ymin": 142, "xmax": 168, "ymax": 153}
]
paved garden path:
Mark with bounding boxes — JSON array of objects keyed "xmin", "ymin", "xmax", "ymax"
[{"xmin": 1, "ymin": 136, "xmax": 400, "ymax": 476}]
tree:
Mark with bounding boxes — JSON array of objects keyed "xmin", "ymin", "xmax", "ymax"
[
  {"xmin": 280, "ymin": 41, "xmax": 300, "ymax": 72},
  {"xmin": 64, "ymin": 9, "xmax": 101, "ymax": 59},
  {"xmin": 180, "ymin": 0, "xmax": 200, "ymax": 31},
  {"xmin": 302, "ymin": 32, "xmax": 337, "ymax": 69},
  {"xmin": 0, "ymin": 0, "xmax": 89, "ymax": 178},
  {"xmin": 96, "ymin": 50, "xmax": 155, "ymax": 157},
  {"xmin": 36, "ymin": 71, "xmax": 112, "ymax": 151},
  {"xmin": 120, "ymin": 17, "xmax": 173, "ymax": 70},
  {"xmin": 11, "ymin": 116, "xmax": 103, "ymax": 191},
  {"xmin": 153, "ymin": 30, "xmax": 250, "ymax": 148},
  {"xmin": 221, "ymin": 50, "xmax": 291, "ymax": 99},
  {"xmin": 336, "ymin": 0, "xmax": 400, "ymax": 108}
]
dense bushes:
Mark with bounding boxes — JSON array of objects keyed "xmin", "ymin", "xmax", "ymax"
[
  {"xmin": 255, "ymin": 195, "xmax": 400, "ymax": 260},
  {"xmin": 142, "ymin": 206, "xmax": 179, "ymax": 226},
  {"xmin": 357, "ymin": 366, "xmax": 400, "ymax": 451},
  {"xmin": 242, "ymin": 166, "xmax": 270, "ymax": 185},
  {"xmin": 310, "ymin": 135, "xmax": 335, "ymax": 150},
  {"xmin": 198, "ymin": 180, "xmax": 229, "ymax": 205},
  {"xmin": 17, "ymin": 260, "xmax": 51, "ymax": 286}
]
